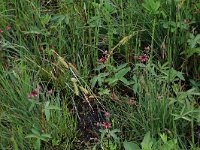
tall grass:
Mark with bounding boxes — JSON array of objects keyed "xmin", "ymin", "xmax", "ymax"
[{"xmin": 0, "ymin": 0, "xmax": 199, "ymax": 149}]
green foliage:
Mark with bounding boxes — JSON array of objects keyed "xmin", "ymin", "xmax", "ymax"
[
  {"xmin": 25, "ymin": 127, "xmax": 51, "ymax": 150},
  {"xmin": 91, "ymin": 63, "xmax": 131, "ymax": 96},
  {"xmin": 0, "ymin": 0, "xmax": 200, "ymax": 149},
  {"xmin": 142, "ymin": 0, "xmax": 161, "ymax": 15},
  {"xmin": 0, "ymin": 64, "xmax": 77, "ymax": 149},
  {"xmin": 124, "ymin": 132, "xmax": 178, "ymax": 150}
]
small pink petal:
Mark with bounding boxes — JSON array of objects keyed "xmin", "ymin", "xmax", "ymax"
[
  {"xmin": 96, "ymin": 122, "xmax": 102, "ymax": 127},
  {"xmin": 98, "ymin": 57, "xmax": 107, "ymax": 63},
  {"xmin": 48, "ymin": 89, "xmax": 53, "ymax": 95},
  {"xmin": 28, "ymin": 89, "xmax": 38, "ymax": 99},
  {"xmin": 144, "ymin": 46, "xmax": 150, "ymax": 51},
  {"xmin": 102, "ymin": 122, "xmax": 112, "ymax": 129},
  {"xmin": 139, "ymin": 54, "xmax": 148, "ymax": 63},
  {"xmin": 103, "ymin": 50, "xmax": 108, "ymax": 55},
  {"xmin": 6, "ymin": 26, "xmax": 11, "ymax": 31},
  {"xmin": 104, "ymin": 112, "xmax": 110, "ymax": 118}
]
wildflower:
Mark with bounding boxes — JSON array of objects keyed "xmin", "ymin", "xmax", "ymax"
[
  {"xmin": 48, "ymin": 89, "xmax": 53, "ymax": 95},
  {"xmin": 104, "ymin": 112, "xmax": 110, "ymax": 118},
  {"xmin": 98, "ymin": 57, "xmax": 107, "ymax": 63},
  {"xmin": 6, "ymin": 26, "xmax": 11, "ymax": 31},
  {"xmin": 28, "ymin": 90, "xmax": 38, "ymax": 99},
  {"xmin": 134, "ymin": 55, "xmax": 139, "ymax": 60},
  {"xmin": 102, "ymin": 122, "xmax": 112, "ymax": 129},
  {"xmin": 183, "ymin": 19, "xmax": 190, "ymax": 24},
  {"xmin": 96, "ymin": 122, "xmax": 102, "ymax": 127},
  {"xmin": 28, "ymin": 85, "xmax": 41, "ymax": 99},
  {"xmin": 0, "ymin": 29, "xmax": 3, "ymax": 33},
  {"xmin": 139, "ymin": 54, "xmax": 148, "ymax": 63},
  {"xmin": 144, "ymin": 46, "xmax": 150, "ymax": 52},
  {"xmin": 103, "ymin": 50, "xmax": 108, "ymax": 55}
]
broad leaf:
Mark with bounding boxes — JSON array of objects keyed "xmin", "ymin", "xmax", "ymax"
[
  {"xmin": 141, "ymin": 131, "xmax": 153, "ymax": 150},
  {"xmin": 123, "ymin": 142, "xmax": 140, "ymax": 150},
  {"xmin": 115, "ymin": 67, "xmax": 131, "ymax": 79}
]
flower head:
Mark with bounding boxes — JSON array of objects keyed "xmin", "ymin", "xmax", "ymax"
[
  {"xmin": 104, "ymin": 112, "xmax": 110, "ymax": 118},
  {"xmin": 98, "ymin": 57, "xmax": 107, "ymax": 63},
  {"xmin": 48, "ymin": 89, "xmax": 53, "ymax": 95},
  {"xmin": 183, "ymin": 19, "xmax": 190, "ymax": 24},
  {"xmin": 28, "ymin": 90, "xmax": 38, "ymax": 99},
  {"xmin": 6, "ymin": 26, "xmax": 11, "ymax": 31},
  {"xmin": 96, "ymin": 122, "xmax": 102, "ymax": 127},
  {"xmin": 103, "ymin": 50, "xmax": 108, "ymax": 55},
  {"xmin": 0, "ymin": 29, "xmax": 3, "ymax": 33},
  {"xmin": 28, "ymin": 85, "xmax": 41, "ymax": 99},
  {"xmin": 144, "ymin": 46, "xmax": 150, "ymax": 52},
  {"xmin": 139, "ymin": 54, "xmax": 148, "ymax": 63},
  {"xmin": 102, "ymin": 122, "xmax": 112, "ymax": 129}
]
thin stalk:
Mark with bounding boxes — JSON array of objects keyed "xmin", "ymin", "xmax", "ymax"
[{"xmin": 150, "ymin": 18, "xmax": 156, "ymax": 64}]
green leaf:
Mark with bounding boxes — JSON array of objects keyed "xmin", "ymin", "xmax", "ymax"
[
  {"xmin": 110, "ymin": 132, "xmax": 119, "ymax": 141},
  {"xmin": 184, "ymin": 48, "xmax": 200, "ymax": 58},
  {"xmin": 186, "ymin": 88, "xmax": 200, "ymax": 96},
  {"xmin": 123, "ymin": 142, "xmax": 141, "ymax": 150},
  {"xmin": 94, "ymin": 64, "xmax": 105, "ymax": 71},
  {"xmin": 44, "ymin": 102, "xmax": 50, "ymax": 121},
  {"xmin": 11, "ymin": 136, "xmax": 19, "ymax": 150},
  {"xmin": 190, "ymin": 34, "xmax": 200, "ymax": 48},
  {"xmin": 47, "ymin": 106, "xmax": 61, "ymax": 110},
  {"xmin": 41, "ymin": 14, "xmax": 51, "ymax": 26},
  {"xmin": 115, "ymin": 67, "xmax": 131, "ymax": 79},
  {"xmin": 107, "ymin": 78, "xmax": 118, "ymax": 86},
  {"xmin": 34, "ymin": 139, "xmax": 41, "ymax": 150},
  {"xmin": 51, "ymin": 14, "xmax": 69, "ymax": 25},
  {"xmin": 25, "ymin": 134, "xmax": 37, "ymax": 139},
  {"xmin": 114, "ymin": 63, "xmax": 128, "ymax": 72},
  {"xmin": 141, "ymin": 132, "xmax": 153, "ymax": 150},
  {"xmin": 142, "ymin": 0, "xmax": 160, "ymax": 14},
  {"xmin": 176, "ymin": 71, "xmax": 185, "ymax": 81},
  {"xmin": 45, "ymin": 109, "xmax": 50, "ymax": 121},
  {"xmin": 31, "ymin": 128, "xmax": 40, "ymax": 136},
  {"xmin": 40, "ymin": 134, "xmax": 51, "ymax": 142},
  {"xmin": 41, "ymin": 134, "xmax": 52, "ymax": 139},
  {"xmin": 98, "ymin": 88, "xmax": 110, "ymax": 96},
  {"xmin": 120, "ymin": 77, "xmax": 130, "ymax": 85},
  {"xmin": 91, "ymin": 76, "xmax": 98, "ymax": 89},
  {"xmin": 22, "ymin": 27, "xmax": 50, "ymax": 36},
  {"xmin": 160, "ymin": 133, "xmax": 168, "ymax": 143}
]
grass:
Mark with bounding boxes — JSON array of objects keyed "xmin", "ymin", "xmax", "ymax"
[{"xmin": 0, "ymin": 0, "xmax": 200, "ymax": 149}]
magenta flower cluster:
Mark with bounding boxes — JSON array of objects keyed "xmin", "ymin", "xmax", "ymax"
[
  {"xmin": 134, "ymin": 46, "xmax": 150, "ymax": 63},
  {"xmin": 96, "ymin": 112, "xmax": 112, "ymax": 129},
  {"xmin": 98, "ymin": 50, "xmax": 108, "ymax": 63},
  {"xmin": 28, "ymin": 85, "xmax": 53, "ymax": 99},
  {"xmin": 0, "ymin": 26, "xmax": 11, "ymax": 33}
]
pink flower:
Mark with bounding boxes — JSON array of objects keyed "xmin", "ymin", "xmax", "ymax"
[
  {"xmin": 48, "ymin": 89, "xmax": 53, "ymax": 95},
  {"xmin": 0, "ymin": 29, "xmax": 3, "ymax": 33},
  {"xmin": 183, "ymin": 19, "xmax": 189, "ymax": 24},
  {"xmin": 102, "ymin": 122, "xmax": 112, "ymax": 129},
  {"xmin": 104, "ymin": 112, "xmax": 110, "ymax": 118},
  {"xmin": 134, "ymin": 55, "xmax": 139, "ymax": 60},
  {"xmin": 103, "ymin": 50, "xmax": 108, "ymax": 55},
  {"xmin": 96, "ymin": 122, "xmax": 102, "ymax": 127},
  {"xmin": 28, "ymin": 90, "xmax": 38, "ymax": 99},
  {"xmin": 144, "ymin": 46, "xmax": 150, "ymax": 52},
  {"xmin": 6, "ymin": 26, "xmax": 11, "ymax": 31},
  {"xmin": 98, "ymin": 57, "xmax": 107, "ymax": 63},
  {"xmin": 28, "ymin": 85, "xmax": 41, "ymax": 99},
  {"xmin": 139, "ymin": 54, "xmax": 148, "ymax": 63}
]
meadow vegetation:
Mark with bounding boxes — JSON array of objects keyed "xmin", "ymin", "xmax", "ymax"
[{"xmin": 0, "ymin": 0, "xmax": 200, "ymax": 149}]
